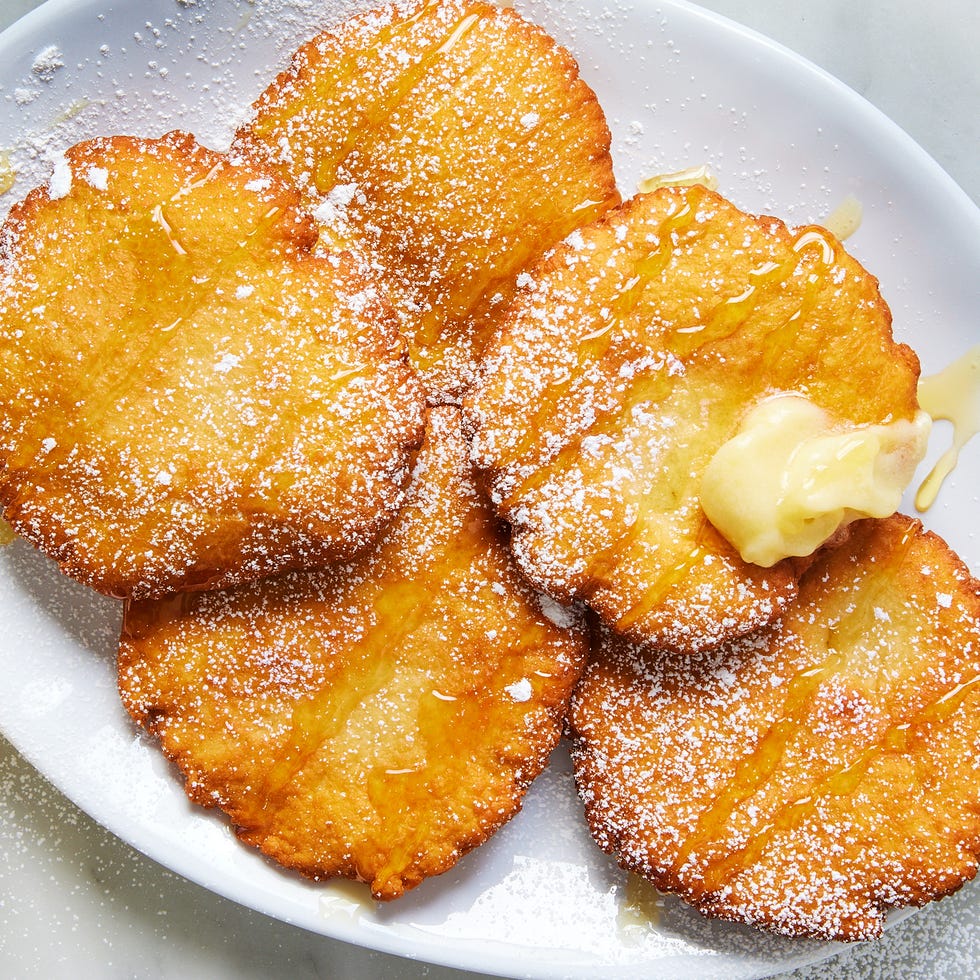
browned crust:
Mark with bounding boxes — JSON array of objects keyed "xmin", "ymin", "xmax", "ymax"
[
  {"xmin": 464, "ymin": 184, "xmax": 922, "ymax": 653},
  {"xmin": 119, "ymin": 407, "xmax": 587, "ymax": 899},
  {"xmin": 232, "ymin": 0, "xmax": 620, "ymax": 400}
]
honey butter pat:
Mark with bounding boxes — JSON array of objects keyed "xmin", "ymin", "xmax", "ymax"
[{"xmin": 700, "ymin": 394, "xmax": 931, "ymax": 566}]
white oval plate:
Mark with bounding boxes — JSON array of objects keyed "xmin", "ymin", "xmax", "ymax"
[{"xmin": 1, "ymin": 1, "xmax": 978, "ymax": 978}]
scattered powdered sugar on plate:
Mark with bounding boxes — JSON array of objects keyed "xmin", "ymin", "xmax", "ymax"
[
  {"xmin": 775, "ymin": 892, "xmax": 980, "ymax": 980},
  {"xmin": 0, "ymin": 0, "xmax": 383, "ymax": 221},
  {"xmin": 30, "ymin": 44, "xmax": 64, "ymax": 81},
  {"xmin": 44, "ymin": 149, "xmax": 71, "ymax": 198},
  {"xmin": 3, "ymin": 725, "xmax": 978, "ymax": 978}
]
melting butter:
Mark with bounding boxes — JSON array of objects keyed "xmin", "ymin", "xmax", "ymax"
[
  {"xmin": 700, "ymin": 394, "xmax": 931, "ymax": 567},
  {"xmin": 0, "ymin": 518, "xmax": 14, "ymax": 547},
  {"xmin": 638, "ymin": 164, "xmax": 717, "ymax": 194},
  {"xmin": 916, "ymin": 344, "xmax": 980, "ymax": 510}
]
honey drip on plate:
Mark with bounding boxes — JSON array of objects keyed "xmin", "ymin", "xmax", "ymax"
[
  {"xmin": 319, "ymin": 878, "xmax": 377, "ymax": 923},
  {"xmin": 0, "ymin": 149, "xmax": 15, "ymax": 195},
  {"xmin": 822, "ymin": 194, "xmax": 863, "ymax": 242},
  {"xmin": 616, "ymin": 873, "xmax": 665, "ymax": 935},
  {"xmin": 637, "ymin": 165, "xmax": 717, "ymax": 194},
  {"xmin": 915, "ymin": 344, "xmax": 980, "ymax": 510}
]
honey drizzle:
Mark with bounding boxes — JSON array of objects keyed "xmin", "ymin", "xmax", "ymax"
[
  {"xmin": 256, "ymin": 580, "xmax": 429, "ymax": 813},
  {"xmin": 251, "ymin": 0, "xmax": 441, "ymax": 136},
  {"xmin": 700, "ymin": 671, "xmax": 980, "ymax": 893},
  {"xmin": 506, "ymin": 189, "xmax": 702, "ymax": 466},
  {"xmin": 0, "ymin": 149, "xmax": 16, "ymax": 195},
  {"xmin": 365, "ymin": 685, "xmax": 484, "ymax": 889},
  {"xmin": 580, "ymin": 521, "xmax": 644, "ymax": 599},
  {"xmin": 757, "ymin": 234, "xmax": 839, "ymax": 375},
  {"xmin": 915, "ymin": 344, "xmax": 980, "ymax": 511},
  {"xmin": 503, "ymin": 363, "xmax": 676, "ymax": 507},
  {"xmin": 500, "ymin": 225, "xmax": 838, "ymax": 516},
  {"xmin": 671, "ymin": 649, "xmax": 847, "ymax": 882},
  {"xmin": 311, "ymin": 6, "xmax": 486, "ymax": 194},
  {"xmin": 614, "ymin": 522, "xmax": 714, "ymax": 631},
  {"xmin": 22, "ymin": 172, "xmax": 331, "ymax": 501},
  {"xmin": 672, "ymin": 521, "xmax": 925, "ymax": 891},
  {"xmin": 251, "ymin": 505, "xmax": 555, "ymax": 824}
]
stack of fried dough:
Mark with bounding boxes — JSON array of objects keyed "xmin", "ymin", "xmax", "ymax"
[{"xmin": 1, "ymin": 0, "xmax": 979, "ymax": 944}]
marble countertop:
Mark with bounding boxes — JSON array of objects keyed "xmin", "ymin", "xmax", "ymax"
[{"xmin": 1, "ymin": 0, "xmax": 978, "ymax": 978}]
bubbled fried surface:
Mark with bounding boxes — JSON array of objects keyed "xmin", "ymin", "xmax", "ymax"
[
  {"xmin": 465, "ymin": 185, "xmax": 921, "ymax": 652},
  {"xmin": 232, "ymin": 0, "xmax": 619, "ymax": 401},
  {"xmin": 119, "ymin": 407, "xmax": 587, "ymax": 900},
  {"xmin": 0, "ymin": 131, "xmax": 425, "ymax": 599},
  {"xmin": 569, "ymin": 515, "xmax": 980, "ymax": 941}
]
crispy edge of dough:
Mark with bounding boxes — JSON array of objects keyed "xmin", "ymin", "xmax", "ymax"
[
  {"xmin": 464, "ymin": 185, "xmax": 921, "ymax": 652},
  {"xmin": 230, "ymin": 0, "xmax": 620, "ymax": 400}
]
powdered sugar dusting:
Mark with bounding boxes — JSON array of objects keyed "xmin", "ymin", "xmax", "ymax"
[
  {"xmin": 84, "ymin": 165, "xmax": 109, "ymax": 190},
  {"xmin": 0, "ymin": 1, "xmax": 388, "ymax": 219},
  {"xmin": 31, "ymin": 45, "xmax": 64, "ymax": 81},
  {"xmin": 46, "ymin": 151, "xmax": 71, "ymax": 199},
  {"xmin": 117, "ymin": 407, "xmax": 587, "ymax": 899},
  {"xmin": 1, "ymin": 0, "xmax": 978, "ymax": 975},
  {"xmin": 505, "ymin": 678, "xmax": 533, "ymax": 703},
  {"xmin": 230, "ymin": 0, "xmax": 618, "ymax": 401},
  {"xmin": 571, "ymin": 517, "xmax": 980, "ymax": 943},
  {"xmin": 1, "ymin": 132, "xmax": 425, "ymax": 598}
]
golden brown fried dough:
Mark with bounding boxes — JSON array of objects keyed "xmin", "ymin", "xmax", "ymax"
[
  {"xmin": 119, "ymin": 406, "xmax": 587, "ymax": 899},
  {"xmin": 465, "ymin": 185, "xmax": 921, "ymax": 651},
  {"xmin": 0, "ymin": 131, "xmax": 424, "ymax": 599},
  {"xmin": 570, "ymin": 515, "xmax": 980, "ymax": 941},
  {"xmin": 233, "ymin": 0, "xmax": 619, "ymax": 400}
]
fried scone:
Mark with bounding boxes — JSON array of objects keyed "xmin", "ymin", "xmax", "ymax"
[
  {"xmin": 232, "ymin": 0, "xmax": 619, "ymax": 401},
  {"xmin": 570, "ymin": 515, "xmax": 980, "ymax": 941},
  {"xmin": 119, "ymin": 406, "xmax": 587, "ymax": 899},
  {"xmin": 465, "ymin": 184, "xmax": 923, "ymax": 652},
  {"xmin": 0, "ymin": 131, "xmax": 424, "ymax": 599}
]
